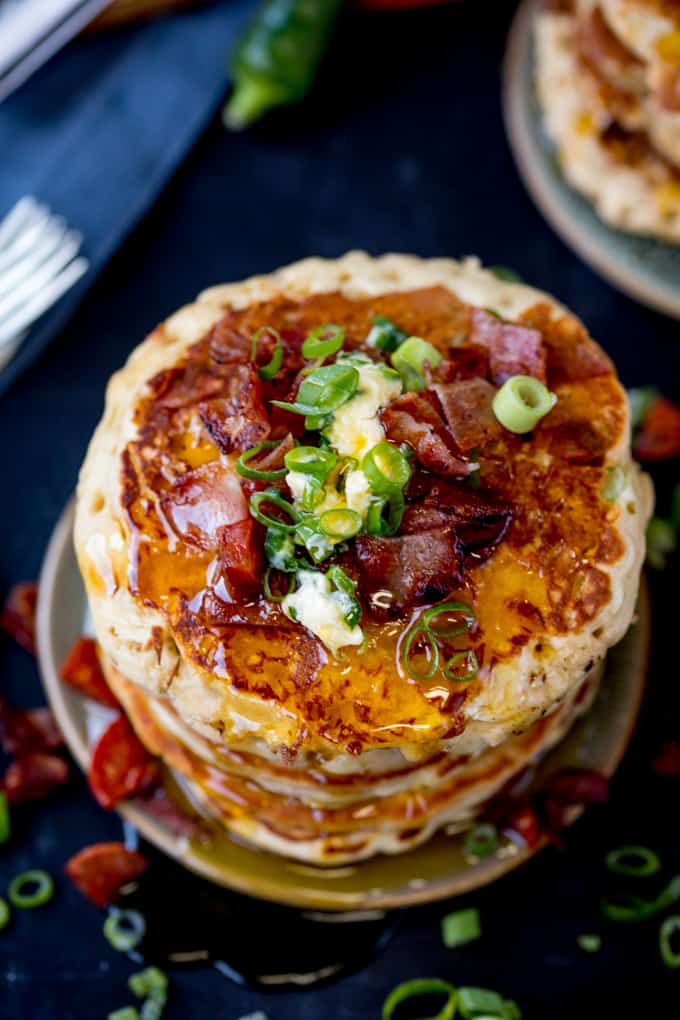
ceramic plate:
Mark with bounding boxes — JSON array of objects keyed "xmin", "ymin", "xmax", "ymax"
[
  {"xmin": 37, "ymin": 501, "xmax": 649, "ymax": 911},
  {"xmin": 503, "ymin": 0, "xmax": 680, "ymax": 319}
]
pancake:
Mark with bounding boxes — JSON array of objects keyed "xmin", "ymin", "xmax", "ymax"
[
  {"xmin": 536, "ymin": 0, "xmax": 680, "ymax": 241},
  {"xmin": 74, "ymin": 253, "xmax": 651, "ymax": 862}
]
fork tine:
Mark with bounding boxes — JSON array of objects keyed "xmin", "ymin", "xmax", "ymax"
[
  {"xmin": 0, "ymin": 221, "xmax": 75, "ymax": 302},
  {"xmin": 0, "ymin": 231, "xmax": 83, "ymax": 320},
  {"xmin": 0, "ymin": 204, "xmax": 53, "ymax": 275},
  {"xmin": 0, "ymin": 197, "xmax": 40, "ymax": 250},
  {"xmin": 0, "ymin": 256, "xmax": 88, "ymax": 349}
]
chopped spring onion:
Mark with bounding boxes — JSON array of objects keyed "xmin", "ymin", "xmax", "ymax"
[
  {"xmin": 390, "ymin": 336, "xmax": 443, "ymax": 392},
  {"xmin": 443, "ymin": 650, "xmax": 479, "ymax": 683},
  {"xmin": 660, "ymin": 915, "xmax": 680, "ymax": 968},
  {"xmin": 402, "ymin": 626, "xmax": 440, "ymax": 681},
  {"xmin": 366, "ymin": 491, "xmax": 405, "ymax": 536},
  {"xmin": 8, "ymin": 869, "xmax": 54, "ymax": 909},
  {"xmin": 250, "ymin": 489, "xmax": 301, "ymax": 532},
  {"xmin": 129, "ymin": 968, "xmax": 168, "ymax": 998},
  {"xmin": 264, "ymin": 529, "xmax": 299, "ymax": 572},
  {"xmin": 441, "ymin": 906, "xmax": 482, "ymax": 948},
  {"xmin": 284, "ymin": 445, "xmax": 337, "ymax": 481},
  {"xmin": 108, "ymin": 1010, "xmax": 140, "ymax": 1020},
  {"xmin": 366, "ymin": 315, "xmax": 408, "ymax": 353},
  {"xmin": 646, "ymin": 517, "xmax": 676, "ymax": 570},
  {"xmin": 672, "ymin": 483, "xmax": 680, "ymax": 531},
  {"xmin": 236, "ymin": 440, "xmax": 288, "ymax": 481},
  {"xmin": 139, "ymin": 992, "xmax": 167, "ymax": 1020},
  {"xmin": 0, "ymin": 898, "xmax": 9, "ymax": 931},
  {"xmin": 382, "ymin": 978, "xmax": 458, "ymax": 1020},
  {"xmin": 606, "ymin": 845, "xmax": 660, "ymax": 877},
  {"xmin": 319, "ymin": 508, "xmax": 362, "ymax": 540},
  {"xmin": 327, "ymin": 566, "xmax": 362, "ymax": 628},
  {"xmin": 302, "ymin": 323, "xmax": 344, "ymax": 360},
  {"xmin": 601, "ymin": 874, "xmax": 680, "ymax": 922},
  {"xmin": 362, "ymin": 442, "xmax": 411, "ymax": 495},
  {"xmin": 0, "ymin": 792, "xmax": 9, "ymax": 844},
  {"xmin": 577, "ymin": 934, "xmax": 602, "ymax": 953},
  {"xmin": 103, "ymin": 908, "xmax": 146, "ymax": 952},
  {"xmin": 628, "ymin": 386, "xmax": 658, "ymax": 431},
  {"xmin": 295, "ymin": 519, "xmax": 335, "ymax": 563},
  {"xmin": 489, "ymin": 265, "xmax": 523, "ymax": 283},
  {"xmin": 250, "ymin": 326, "xmax": 283, "ymax": 381},
  {"xmin": 421, "ymin": 601, "xmax": 476, "ymax": 638},
  {"xmin": 263, "ymin": 566, "xmax": 297, "ymax": 602},
  {"xmin": 463, "ymin": 824, "xmax": 499, "ymax": 859},
  {"xmin": 600, "ymin": 465, "xmax": 625, "ymax": 502},
  {"xmin": 458, "ymin": 987, "xmax": 507, "ymax": 1018},
  {"xmin": 492, "ymin": 375, "xmax": 557, "ymax": 434},
  {"xmin": 271, "ymin": 363, "xmax": 359, "ymax": 417}
]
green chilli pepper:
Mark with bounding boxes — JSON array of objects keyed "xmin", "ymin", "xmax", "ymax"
[{"xmin": 224, "ymin": 0, "xmax": 343, "ymax": 129}]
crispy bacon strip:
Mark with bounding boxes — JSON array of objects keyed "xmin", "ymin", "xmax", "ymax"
[
  {"xmin": 355, "ymin": 530, "xmax": 464, "ymax": 615},
  {"xmin": 0, "ymin": 696, "xmax": 62, "ymax": 755},
  {"xmin": 160, "ymin": 462, "xmax": 248, "ymax": 550},
  {"xmin": 433, "ymin": 378, "xmax": 500, "ymax": 452},
  {"xmin": 65, "ymin": 842, "xmax": 149, "ymax": 907},
  {"xmin": 380, "ymin": 392, "xmax": 470, "ymax": 477},
  {"xmin": 401, "ymin": 482, "xmax": 512, "ymax": 559},
  {"xmin": 468, "ymin": 309, "xmax": 546, "ymax": 385},
  {"xmin": 3, "ymin": 752, "xmax": 69, "ymax": 804},
  {"xmin": 218, "ymin": 518, "xmax": 263, "ymax": 595},
  {"xmin": 633, "ymin": 396, "xmax": 680, "ymax": 462},
  {"xmin": 88, "ymin": 716, "xmax": 160, "ymax": 810},
  {"xmin": 61, "ymin": 637, "xmax": 119, "ymax": 708},
  {"xmin": 207, "ymin": 318, "xmax": 252, "ymax": 365},
  {"xmin": 199, "ymin": 363, "xmax": 270, "ymax": 454},
  {"xmin": 1, "ymin": 581, "xmax": 38, "ymax": 655}
]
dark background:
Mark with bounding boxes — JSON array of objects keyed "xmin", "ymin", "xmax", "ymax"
[{"xmin": 1, "ymin": 2, "xmax": 680, "ymax": 1016}]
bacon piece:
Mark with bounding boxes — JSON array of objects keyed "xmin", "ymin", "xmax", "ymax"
[
  {"xmin": 517, "ymin": 304, "xmax": 613, "ymax": 385},
  {"xmin": 435, "ymin": 344, "xmax": 489, "ymax": 383},
  {"xmin": 65, "ymin": 842, "xmax": 149, "ymax": 907},
  {"xmin": 142, "ymin": 789, "xmax": 212, "ymax": 844},
  {"xmin": 3, "ymin": 752, "xmax": 69, "ymax": 804},
  {"xmin": 380, "ymin": 392, "xmax": 470, "ymax": 477},
  {"xmin": 207, "ymin": 318, "xmax": 252, "ymax": 364},
  {"xmin": 433, "ymin": 378, "xmax": 501, "ymax": 452},
  {"xmin": 0, "ymin": 696, "xmax": 63, "ymax": 755},
  {"xmin": 148, "ymin": 366, "xmax": 226, "ymax": 411},
  {"xmin": 652, "ymin": 740, "xmax": 680, "ymax": 777},
  {"xmin": 1, "ymin": 581, "xmax": 38, "ymax": 655},
  {"xmin": 504, "ymin": 802, "xmax": 542, "ymax": 849},
  {"xmin": 88, "ymin": 716, "xmax": 160, "ymax": 810},
  {"xmin": 61, "ymin": 637, "xmax": 119, "ymax": 708},
  {"xmin": 160, "ymin": 462, "xmax": 248, "ymax": 550},
  {"xmin": 633, "ymin": 396, "xmax": 680, "ymax": 462},
  {"xmin": 468, "ymin": 309, "xmax": 546, "ymax": 385},
  {"xmin": 401, "ymin": 482, "xmax": 512, "ymax": 559},
  {"xmin": 199, "ymin": 363, "xmax": 270, "ymax": 455},
  {"xmin": 217, "ymin": 518, "xmax": 263, "ymax": 595},
  {"xmin": 355, "ymin": 530, "xmax": 464, "ymax": 615},
  {"xmin": 543, "ymin": 768, "xmax": 608, "ymax": 830}
]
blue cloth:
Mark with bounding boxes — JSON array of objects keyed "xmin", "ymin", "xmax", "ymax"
[{"xmin": 0, "ymin": 0, "xmax": 253, "ymax": 396}]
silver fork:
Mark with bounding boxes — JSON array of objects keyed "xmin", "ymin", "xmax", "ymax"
[{"xmin": 0, "ymin": 196, "xmax": 89, "ymax": 371}]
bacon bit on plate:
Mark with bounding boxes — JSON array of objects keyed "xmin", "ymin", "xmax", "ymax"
[
  {"xmin": 468, "ymin": 309, "xmax": 547, "ymax": 386},
  {"xmin": 88, "ymin": 716, "xmax": 160, "ymax": 811},
  {"xmin": 60, "ymin": 637, "xmax": 119, "ymax": 708},
  {"xmin": 218, "ymin": 518, "xmax": 263, "ymax": 595},
  {"xmin": 142, "ymin": 788, "xmax": 213, "ymax": 844},
  {"xmin": 65, "ymin": 842, "xmax": 149, "ymax": 907},
  {"xmin": 0, "ymin": 696, "xmax": 63, "ymax": 755},
  {"xmin": 633, "ymin": 396, "xmax": 680, "ymax": 462},
  {"xmin": 652, "ymin": 740, "xmax": 680, "ymax": 777},
  {"xmin": 1, "ymin": 581, "xmax": 38, "ymax": 655},
  {"xmin": 3, "ymin": 752, "xmax": 69, "ymax": 804},
  {"xmin": 504, "ymin": 802, "xmax": 542, "ymax": 849}
]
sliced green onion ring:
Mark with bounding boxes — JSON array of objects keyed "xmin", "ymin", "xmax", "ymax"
[
  {"xmin": 577, "ymin": 934, "xmax": 602, "ymax": 953},
  {"xmin": 660, "ymin": 915, "xmax": 680, "ymax": 968},
  {"xmin": 366, "ymin": 315, "xmax": 408, "ymax": 353},
  {"xmin": 129, "ymin": 967, "xmax": 169, "ymax": 998},
  {"xmin": 108, "ymin": 1009, "xmax": 140, "ymax": 1020},
  {"xmin": 402, "ymin": 626, "xmax": 440, "ymax": 681},
  {"xmin": 441, "ymin": 907, "xmax": 482, "ymax": 948},
  {"xmin": 421, "ymin": 601, "xmax": 476, "ymax": 638},
  {"xmin": 236, "ymin": 440, "xmax": 288, "ymax": 481},
  {"xmin": 272, "ymin": 363, "xmax": 359, "ymax": 418},
  {"xmin": 382, "ymin": 978, "xmax": 458, "ymax": 1020},
  {"xmin": 103, "ymin": 908, "xmax": 146, "ymax": 952},
  {"xmin": 284, "ymin": 445, "xmax": 336, "ymax": 481},
  {"xmin": 492, "ymin": 375, "xmax": 557, "ymax": 435},
  {"xmin": 302, "ymin": 323, "xmax": 344, "ymax": 360},
  {"xmin": 362, "ymin": 442, "xmax": 411, "ymax": 495},
  {"xmin": 463, "ymin": 824, "xmax": 499, "ymax": 859},
  {"xmin": 250, "ymin": 488, "xmax": 300, "ymax": 532},
  {"xmin": 366, "ymin": 491, "xmax": 405, "ymax": 536},
  {"xmin": 606, "ymin": 845, "xmax": 661, "ymax": 877},
  {"xmin": 443, "ymin": 650, "xmax": 479, "ymax": 683},
  {"xmin": 458, "ymin": 986, "xmax": 506, "ymax": 1017},
  {"xmin": 263, "ymin": 567, "xmax": 297, "ymax": 603},
  {"xmin": 319, "ymin": 508, "xmax": 362, "ymax": 540},
  {"xmin": 140, "ymin": 991, "xmax": 167, "ymax": 1020},
  {"xmin": 601, "ymin": 875, "xmax": 680, "ymax": 922},
  {"xmin": 0, "ymin": 898, "xmax": 9, "ymax": 931},
  {"xmin": 600, "ymin": 465, "xmax": 625, "ymax": 502},
  {"xmin": 0, "ymin": 792, "xmax": 9, "ymax": 844},
  {"xmin": 251, "ymin": 326, "xmax": 283, "ymax": 381},
  {"xmin": 8, "ymin": 869, "xmax": 54, "ymax": 909},
  {"xmin": 390, "ymin": 336, "xmax": 442, "ymax": 392}
]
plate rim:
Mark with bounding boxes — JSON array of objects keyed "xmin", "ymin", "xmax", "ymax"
[
  {"xmin": 37, "ymin": 498, "xmax": 650, "ymax": 911},
  {"xmin": 503, "ymin": 0, "xmax": 680, "ymax": 320}
]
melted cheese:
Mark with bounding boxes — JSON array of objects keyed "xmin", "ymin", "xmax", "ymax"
[
  {"xmin": 282, "ymin": 570, "xmax": 364, "ymax": 655},
  {"xmin": 326, "ymin": 360, "xmax": 402, "ymax": 460}
]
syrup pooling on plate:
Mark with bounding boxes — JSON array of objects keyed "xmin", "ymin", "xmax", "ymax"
[{"xmin": 82, "ymin": 285, "xmax": 631, "ymax": 756}]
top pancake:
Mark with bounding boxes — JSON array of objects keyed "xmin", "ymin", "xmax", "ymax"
[{"xmin": 74, "ymin": 253, "xmax": 651, "ymax": 763}]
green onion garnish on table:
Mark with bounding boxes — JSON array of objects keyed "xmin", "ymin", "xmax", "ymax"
[
  {"xmin": 103, "ymin": 908, "xmax": 146, "ymax": 952},
  {"xmin": 441, "ymin": 906, "xmax": 482, "ymax": 948},
  {"xmin": 601, "ymin": 874, "xmax": 680, "ymax": 922},
  {"xmin": 492, "ymin": 375, "xmax": 557, "ymax": 434},
  {"xmin": 660, "ymin": 915, "xmax": 680, "ymax": 968},
  {"xmin": 108, "ymin": 1009, "xmax": 140, "ymax": 1020},
  {"xmin": 606, "ymin": 845, "xmax": 660, "ymax": 877},
  {"xmin": 577, "ymin": 934, "xmax": 602, "ymax": 953},
  {"xmin": 628, "ymin": 386, "xmax": 659, "ymax": 431},
  {"xmin": 382, "ymin": 978, "xmax": 458, "ymax": 1020},
  {"xmin": 8, "ymin": 869, "xmax": 54, "ymax": 909},
  {"xmin": 0, "ymin": 791, "xmax": 10, "ymax": 844},
  {"xmin": 646, "ymin": 516, "xmax": 677, "ymax": 570},
  {"xmin": 0, "ymin": 897, "xmax": 10, "ymax": 932}
]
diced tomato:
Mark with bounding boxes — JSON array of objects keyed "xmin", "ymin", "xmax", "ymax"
[
  {"xmin": 88, "ymin": 715, "xmax": 160, "ymax": 810},
  {"xmin": 0, "ymin": 696, "xmax": 63, "ymax": 755},
  {"xmin": 652, "ymin": 740, "xmax": 680, "ymax": 777},
  {"xmin": 65, "ymin": 841, "xmax": 148, "ymax": 907},
  {"xmin": 1, "ymin": 582, "xmax": 38, "ymax": 655},
  {"xmin": 3, "ymin": 752, "xmax": 69, "ymax": 804},
  {"xmin": 61, "ymin": 637, "xmax": 118, "ymax": 708},
  {"xmin": 633, "ymin": 396, "xmax": 680, "ymax": 462}
]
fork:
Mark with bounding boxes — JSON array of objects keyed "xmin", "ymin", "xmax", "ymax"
[{"xmin": 0, "ymin": 196, "xmax": 89, "ymax": 371}]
